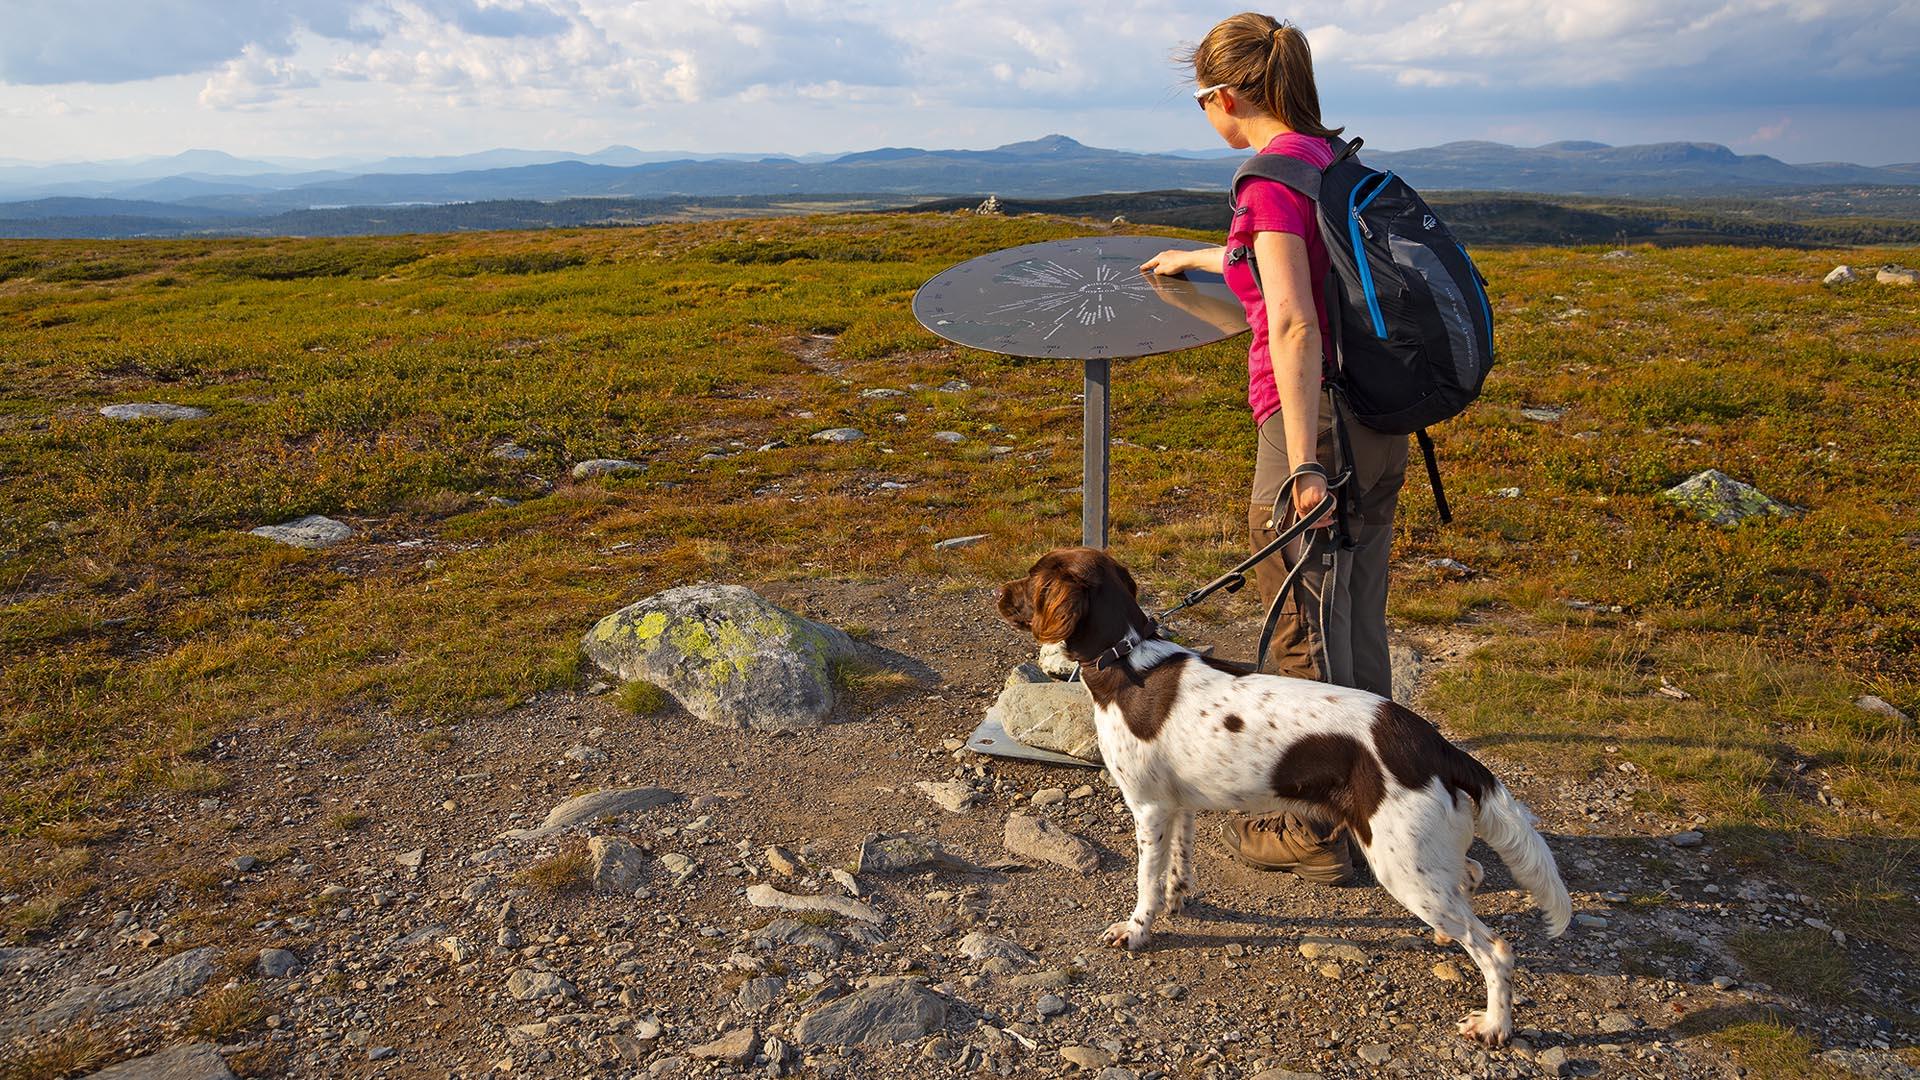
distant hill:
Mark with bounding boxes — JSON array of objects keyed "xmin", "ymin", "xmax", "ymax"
[
  {"xmin": 3, "ymin": 134, "xmax": 1917, "ymax": 240},
  {"xmin": 907, "ymin": 190, "xmax": 1920, "ymax": 247},
  {"xmin": 6, "ymin": 187, "xmax": 1916, "ymax": 246}
]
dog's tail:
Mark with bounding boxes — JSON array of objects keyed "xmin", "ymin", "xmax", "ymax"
[{"xmin": 1474, "ymin": 783, "xmax": 1572, "ymax": 937}]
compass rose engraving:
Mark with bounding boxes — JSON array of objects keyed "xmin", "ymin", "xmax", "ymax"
[{"xmin": 986, "ymin": 256, "xmax": 1161, "ymax": 340}]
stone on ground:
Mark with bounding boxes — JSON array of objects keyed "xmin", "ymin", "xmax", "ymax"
[
  {"xmin": 19, "ymin": 947, "xmax": 218, "ymax": 1033},
  {"xmin": 1823, "ymin": 265, "xmax": 1855, "ymax": 285},
  {"xmin": 588, "ymin": 836, "xmax": 647, "ymax": 893},
  {"xmin": 505, "ymin": 969, "xmax": 576, "ymax": 1001},
  {"xmin": 1061, "ymin": 1045, "xmax": 1116, "ymax": 1070},
  {"xmin": 752, "ymin": 918, "xmax": 845, "ymax": 959},
  {"xmin": 255, "ymin": 948, "xmax": 299, "ymax": 978},
  {"xmin": 764, "ymin": 845, "xmax": 800, "ymax": 876},
  {"xmin": 1298, "ymin": 938, "xmax": 1370, "ymax": 966},
  {"xmin": 1660, "ymin": 469, "xmax": 1797, "ymax": 525},
  {"xmin": 810, "ymin": 427, "xmax": 864, "ymax": 443},
  {"xmin": 580, "ymin": 583, "xmax": 865, "ymax": 732},
  {"xmin": 571, "ymin": 458, "xmax": 645, "ymax": 479},
  {"xmin": 1389, "ymin": 644, "xmax": 1422, "ymax": 705},
  {"xmin": 737, "ymin": 976, "xmax": 785, "ymax": 1010},
  {"xmin": 98, "ymin": 403, "xmax": 208, "ymax": 421},
  {"xmin": 690, "ymin": 1027, "xmax": 759, "ymax": 1063},
  {"xmin": 914, "ymin": 780, "xmax": 978, "ymax": 814},
  {"xmin": 1004, "ymin": 813, "xmax": 1098, "ymax": 874},
  {"xmin": 1856, "ymin": 695, "xmax": 1912, "ymax": 723},
  {"xmin": 744, "ymin": 883, "xmax": 882, "ymax": 924},
  {"xmin": 793, "ymin": 980, "xmax": 949, "ymax": 1046},
  {"xmin": 856, "ymin": 832, "xmax": 957, "ymax": 874},
  {"xmin": 957, "ymin": 932, "xmax": 1038, "ymax": 968},
  {"xmin": 84, "ymin": 1043, "xmax": 236, "ymax": 1080},
  {"xmin": 1877, "ymin": 264, "xmax": 1918, "ymax": 285},
  {"xmin": 987, "ymin": 678, "xmax": 1099, "ymax": 762},
  {"xmin": 503, "ymin": 786, "xmax": 677, "ymax": 840},
  {"xmin": 0, "ymin": 947, "xmax": 47, "ymax": 972},
  {"xmin": 248, "ymin": 515, "xmax": 353, "ymax": 549}
]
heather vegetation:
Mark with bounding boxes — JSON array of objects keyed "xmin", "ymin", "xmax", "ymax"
[{"xmin": 1, "ymin": 211, "xmax": 1915, "ymax": 975}]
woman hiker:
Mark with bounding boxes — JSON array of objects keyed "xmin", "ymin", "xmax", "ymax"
[{"xmin": 1141, "ymin": 13, "xmax": 1409, "ymax": 887}]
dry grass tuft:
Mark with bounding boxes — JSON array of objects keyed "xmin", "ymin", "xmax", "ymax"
[
  {"xmin": 1681, "ymin": 1007, "xmax": 1844, "ymax": 1079},
  {"xmin": 186, "ymin": 983, "xmax": 268, "ymax": 1040},
  {"xmin": 314, "ymin": 725, "xmax": 374, "ymax": 754},
  {"xmin": 323, "ymin": 810, "xmax": 369, "ymax": 832},
  {"xmin": 1729, "ymin": 929, "xmax": 1854, "ymax": 1005},
  {"xmin": 831, "ymin": 658, "xmax": 920, "ymax": 710},
  {"xmin": 515, "ymin": 841, "xmax": 592, "ymax": 894},
  {"xmin": 163, "ymin": 762, "xmax": 226, "ymax": 795},
  {"xmin": 0, "ymin": 1026, "xmax": 111, "ymax": 1080},
  {"xmin": 615, "ymin": 681, "xmax": 670, "ymax": 717}
]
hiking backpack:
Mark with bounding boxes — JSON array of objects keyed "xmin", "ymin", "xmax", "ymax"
[{"xmin": 1228, "ymin": 136, "xmax": 1494, "ymax": 523}]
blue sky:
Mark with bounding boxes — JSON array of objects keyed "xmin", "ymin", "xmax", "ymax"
[{"xmin": 2, "ymin": 0, "xmax": 1917, "ymax": 165}]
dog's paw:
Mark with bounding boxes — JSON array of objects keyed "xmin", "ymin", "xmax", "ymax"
[
  {"xmin": 1463, "ymin": 857, "xmax": 1485, "ymax": 892},
  {"xmin": 1162, "ymin": 882, "xmax": 1198, "ymax": 917},
  {"xmin": 1456, "ymin": 1011, "xmax": 1512, "ymax": 1047},
  {"xmin": 1103, "ymin": 920, "xmax": 1150, "ymax": 951}
]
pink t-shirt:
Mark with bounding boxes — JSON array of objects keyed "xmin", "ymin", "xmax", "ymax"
[{"xmin": 1225, "ymin": 132, "xmax": 1335, "ymax": 426}]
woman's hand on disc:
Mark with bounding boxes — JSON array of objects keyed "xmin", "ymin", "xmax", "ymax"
[{"xmin": 1140, "ymin": 248, "xmax": 1197, "ymax": 276}]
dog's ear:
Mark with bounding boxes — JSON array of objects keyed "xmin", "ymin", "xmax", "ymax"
[
  {"xmin": 1030, "ymin": 573, "xmax": 1088, "ymax": 644},
  {"xmin": 996, "ymin": 578, "xmax": 1035, "ymax": 630},
  {"xmin": 1113, "ymin": 561, "xmax": 1139, "ymax": 599}
]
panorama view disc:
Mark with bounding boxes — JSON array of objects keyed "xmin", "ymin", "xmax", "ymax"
[{"xmin": 912, "ymin": 235, "xmax": 1248, "ymax": 360}]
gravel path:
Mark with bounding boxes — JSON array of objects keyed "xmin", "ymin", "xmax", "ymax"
[{"xmin": 1, "ymin": 578, "xmax": 1911, "ymax": 1079}]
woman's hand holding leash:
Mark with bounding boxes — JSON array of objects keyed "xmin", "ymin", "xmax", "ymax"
[{"xmin": 1291, "ymin": 467, "xmax": 1335, "ymax": 529}]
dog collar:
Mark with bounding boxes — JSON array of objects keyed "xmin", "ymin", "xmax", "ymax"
[{"xmin": 1092, "ymin": 619, "xmax": 1159, "ymax": 671}]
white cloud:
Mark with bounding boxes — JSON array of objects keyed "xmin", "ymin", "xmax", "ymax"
[
  {"xmin": 200, "ymin": 46, "xmax": 320, "ymax": 109},
  {"xmin": 1, "ymin": 0, "xmax": 1917, "ymax": 162}
]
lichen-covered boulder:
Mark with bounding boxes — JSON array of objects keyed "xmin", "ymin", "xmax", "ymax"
[
  {"xmin": 1660, "ymin": 469, "xmax": 1798, "ymax": 526},
  {"xmin": 581, "ymin": 584, "xmax": 863, "ymax": 731}
]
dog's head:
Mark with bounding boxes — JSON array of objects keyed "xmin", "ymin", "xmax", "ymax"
[{"xmin": 996, "ymin": 547, "xmax": 1141, "ymax": 660}]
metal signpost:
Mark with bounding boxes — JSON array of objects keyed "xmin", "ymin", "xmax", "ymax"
[{"xmin": 911, "ymin": 235, "xmax": 1247, "ymax": 548}]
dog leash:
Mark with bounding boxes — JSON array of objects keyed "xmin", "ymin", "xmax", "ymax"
[{"xmin": 1148, "ymin": 462, "xmax": 1351, "ymax": 674}]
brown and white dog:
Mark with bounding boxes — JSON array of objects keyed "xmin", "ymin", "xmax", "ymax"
[{"xmin": 997, "ymin": 547, "xmax": 1571, "ymax": 1046}]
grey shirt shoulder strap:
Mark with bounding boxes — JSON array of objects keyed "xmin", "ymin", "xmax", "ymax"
[{"xmin": 1227, "ymin": 135, "xmax": 1349, "ymax": 212}]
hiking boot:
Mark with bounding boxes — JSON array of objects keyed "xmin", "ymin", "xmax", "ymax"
[{"xmin": 1218, "ymin": 813, "xmax": 1354, "ymax": 885}]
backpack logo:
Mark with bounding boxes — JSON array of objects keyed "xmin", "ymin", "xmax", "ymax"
[{"xmin": 1421, "ymin": 214, "xmax": 1437, "ymax": 230}]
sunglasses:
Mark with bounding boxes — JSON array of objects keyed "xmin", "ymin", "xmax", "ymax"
[{"xmin": 1193, "ymin": 83, "xmax": 1230, "ymax": 109}]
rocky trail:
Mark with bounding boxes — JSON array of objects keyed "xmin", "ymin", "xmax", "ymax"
[{"xmin": 2, "ymin": 578, "xmax": 1913, "ymax": 1080}]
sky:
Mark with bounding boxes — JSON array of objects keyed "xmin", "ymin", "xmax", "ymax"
[{"xmin": 2, "ymin": 0, "xmax": 1917, "ymax": 166}]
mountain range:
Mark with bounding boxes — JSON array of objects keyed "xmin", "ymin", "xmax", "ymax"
[{"xmin": 2, "ymin": 135, "xmax": 1915, "ymax": 239}]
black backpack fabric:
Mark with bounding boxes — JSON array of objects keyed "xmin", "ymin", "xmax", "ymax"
[{"xmin": 1227, "ymin": 136, "xmax": 1494, "ymax": 522}]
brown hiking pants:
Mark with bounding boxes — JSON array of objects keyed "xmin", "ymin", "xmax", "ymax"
[{"xmin": 1248, "ymin": 389, "xmax": 1409, "ymax": 697}]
